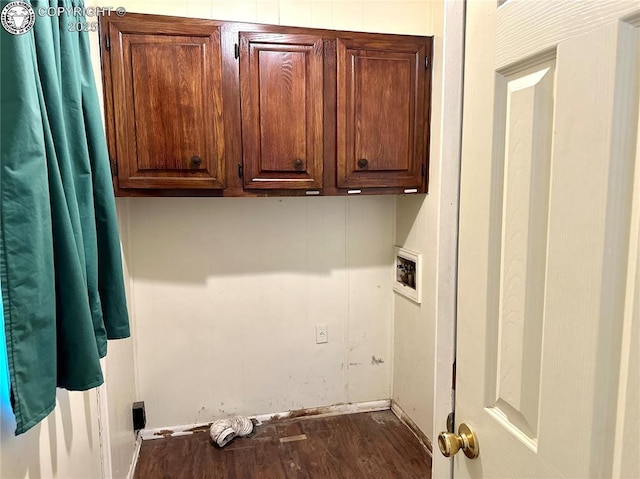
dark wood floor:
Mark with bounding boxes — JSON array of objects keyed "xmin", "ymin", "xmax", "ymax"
[{"xmin": 134, "ymin": 410, "xmax": 432, "ymax": 479}]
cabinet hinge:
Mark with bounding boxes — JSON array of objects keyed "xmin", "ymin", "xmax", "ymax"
[
  {"xmin": 237, "ymin": 163, "xmax": 243, "ymax": 178},
  {"xmin": 110, "ymin": 160, "xmax": 118, "ymax": 178},
  {"xmin": 425, "ymin": 57, "xmax": 429, "ymax": 70},
  {"xmin": 421, "ymin": 163, "xmax": 425, "ymax": 177},
  {"xmin": 234, "ymin": 43, "xmax": 239, "ymax": 60},
  {"xmin": 105, "ymin": 34, "xmax": 111, "ymax": 51}
]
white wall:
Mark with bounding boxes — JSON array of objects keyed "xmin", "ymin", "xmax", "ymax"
[
  {"xmin": 102, "ymin": 336, "xmax": 136, "ymax": 479},
  {"xmin": 394, "ymin": 195, "xmax": 437, "ymax": 431},
  {"xmin": 0, "ymin": 390, "xmax": 103, "ymax": 479},
  {"xmin": 121, "ymin": 196, "xmax": 395, "ymax": 428},
  {"xmin": 119, "ymin": 0, "xmax": 433, "ymax": 34}
]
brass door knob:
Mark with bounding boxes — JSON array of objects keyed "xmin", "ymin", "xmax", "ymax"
[
  {"xmin": 438, "ymin": 423, "xmax": 479, "ymax": 459},
  {"xmin": 357, "ymin": 158, "xmax": 368, "ymax": 169},
  {"xmin": 190, "ymin": 156, "xmax": 202, "ymax": 168},
  {"xmin": 294, "ymin": 159, "xmax": 304, "ymax": 170}
]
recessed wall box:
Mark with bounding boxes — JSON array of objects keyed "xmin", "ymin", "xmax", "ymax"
[{"xmin": 393, "ymin": 246, "xmax": 422, "ymax": 304}]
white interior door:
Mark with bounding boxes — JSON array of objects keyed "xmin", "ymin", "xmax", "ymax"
[{"xmin": 455, "ymin": 1, "xmax": 640, "ymax": 477}]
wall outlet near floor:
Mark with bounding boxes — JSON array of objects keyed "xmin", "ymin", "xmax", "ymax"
[{"xmin": 316, "ymin": 324, "xmax": 328, "ymax": 344}]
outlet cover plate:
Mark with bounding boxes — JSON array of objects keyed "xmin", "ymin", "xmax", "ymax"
[{"xmin": 316, "ymin": 324, "xmax": 328, "ymax": 344}]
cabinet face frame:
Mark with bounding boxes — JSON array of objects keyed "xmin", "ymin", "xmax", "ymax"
[
  {"xmin": 101, "ymin": 15, "xmax": 226, "ymax": 190},
  {"xmin": 239, "ymin": 32, "xmax": 324, "ymax": 190},
  {"xmin": 335, "ymin": 36, "xmax": 431, "ymax": 191}
]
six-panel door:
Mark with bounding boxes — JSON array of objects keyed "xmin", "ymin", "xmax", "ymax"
[
  {"xmin": 108, "ymin": 17, "xmax": 226, "ymax": 189},
  {"xmin": 336, "ymin": 37, "xmax": 431, "ymax": 190},
  {"xmin": 239, "ymin": 32, "xmax": 324, "ymax": 190}
]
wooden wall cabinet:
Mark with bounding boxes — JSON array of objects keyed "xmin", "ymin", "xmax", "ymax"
[
  {"xmin": 336, "ymin": 37, "xmax": 430, "ymax": 190},
  {"xmin": 102, "ymin": 15, "xmax": 226, "ymax": 190},
  {"xmin": 239, "ymin": 33, "xmax": 324, "ymax": 190},
  {"xmin": 100, "ymin": 13, "xmax": 432, "ymax": 196}
]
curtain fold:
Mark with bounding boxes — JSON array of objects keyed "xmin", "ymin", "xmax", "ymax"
[{"xmin": 0, "ymin": 0, "xmax": 129, "ymax": 435}]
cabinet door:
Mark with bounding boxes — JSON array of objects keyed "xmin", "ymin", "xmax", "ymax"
[
  {"xmin": 240, "ymin": 33, "xmax": 323, "ymax": 190},
  {"xmin": 336, "ymin": 37, "xmax": 431, "ymax": 190},
  {"xmin": 106, "ymin": 16, "xmax": 225, "ymax": 189}
]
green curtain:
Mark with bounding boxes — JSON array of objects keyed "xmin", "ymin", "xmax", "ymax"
[{"xmin": 0, "ymin": 0, "xmax": 129, "ymax": 435}]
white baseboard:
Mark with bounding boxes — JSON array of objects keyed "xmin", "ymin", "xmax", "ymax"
[
  {"xmin": 390, "ymin": 400, "xmax": 433, "ymax": 454},
  {"xmin": 139, "ymin": 399, "xmax": 391, "ymax": 441},
  {"xmin": 126, "ymin": 434, "xmax": 143, "ymax": 479}
]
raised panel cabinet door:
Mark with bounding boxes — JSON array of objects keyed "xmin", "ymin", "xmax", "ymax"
[
  {"xmin": 336, "ymin": 36, "xmax": 431, "ymax": 190},
  {"xmin": 105, "ymin": 15, "xmax": 225, "ymax": 189},
  {"xmin": 240, "ymin": 32, "xmax": 323, "ymax": 190}
]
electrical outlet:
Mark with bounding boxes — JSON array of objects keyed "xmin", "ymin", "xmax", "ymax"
[{"xmin": 316, "ymin": 324, "xmax": 328, "ymax": 344}]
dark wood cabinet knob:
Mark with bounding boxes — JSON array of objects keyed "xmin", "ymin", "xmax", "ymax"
[
  {"xmin": 294, "ymin": 159, "xmax": 304, "ymax": 170},
  {"xmin": 190, "ymin": 156, "xmax": 202, "ymax": 168},
  {"xmin": 358, "ymin": 158, "xmax": 369, "ymax": 169}
]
